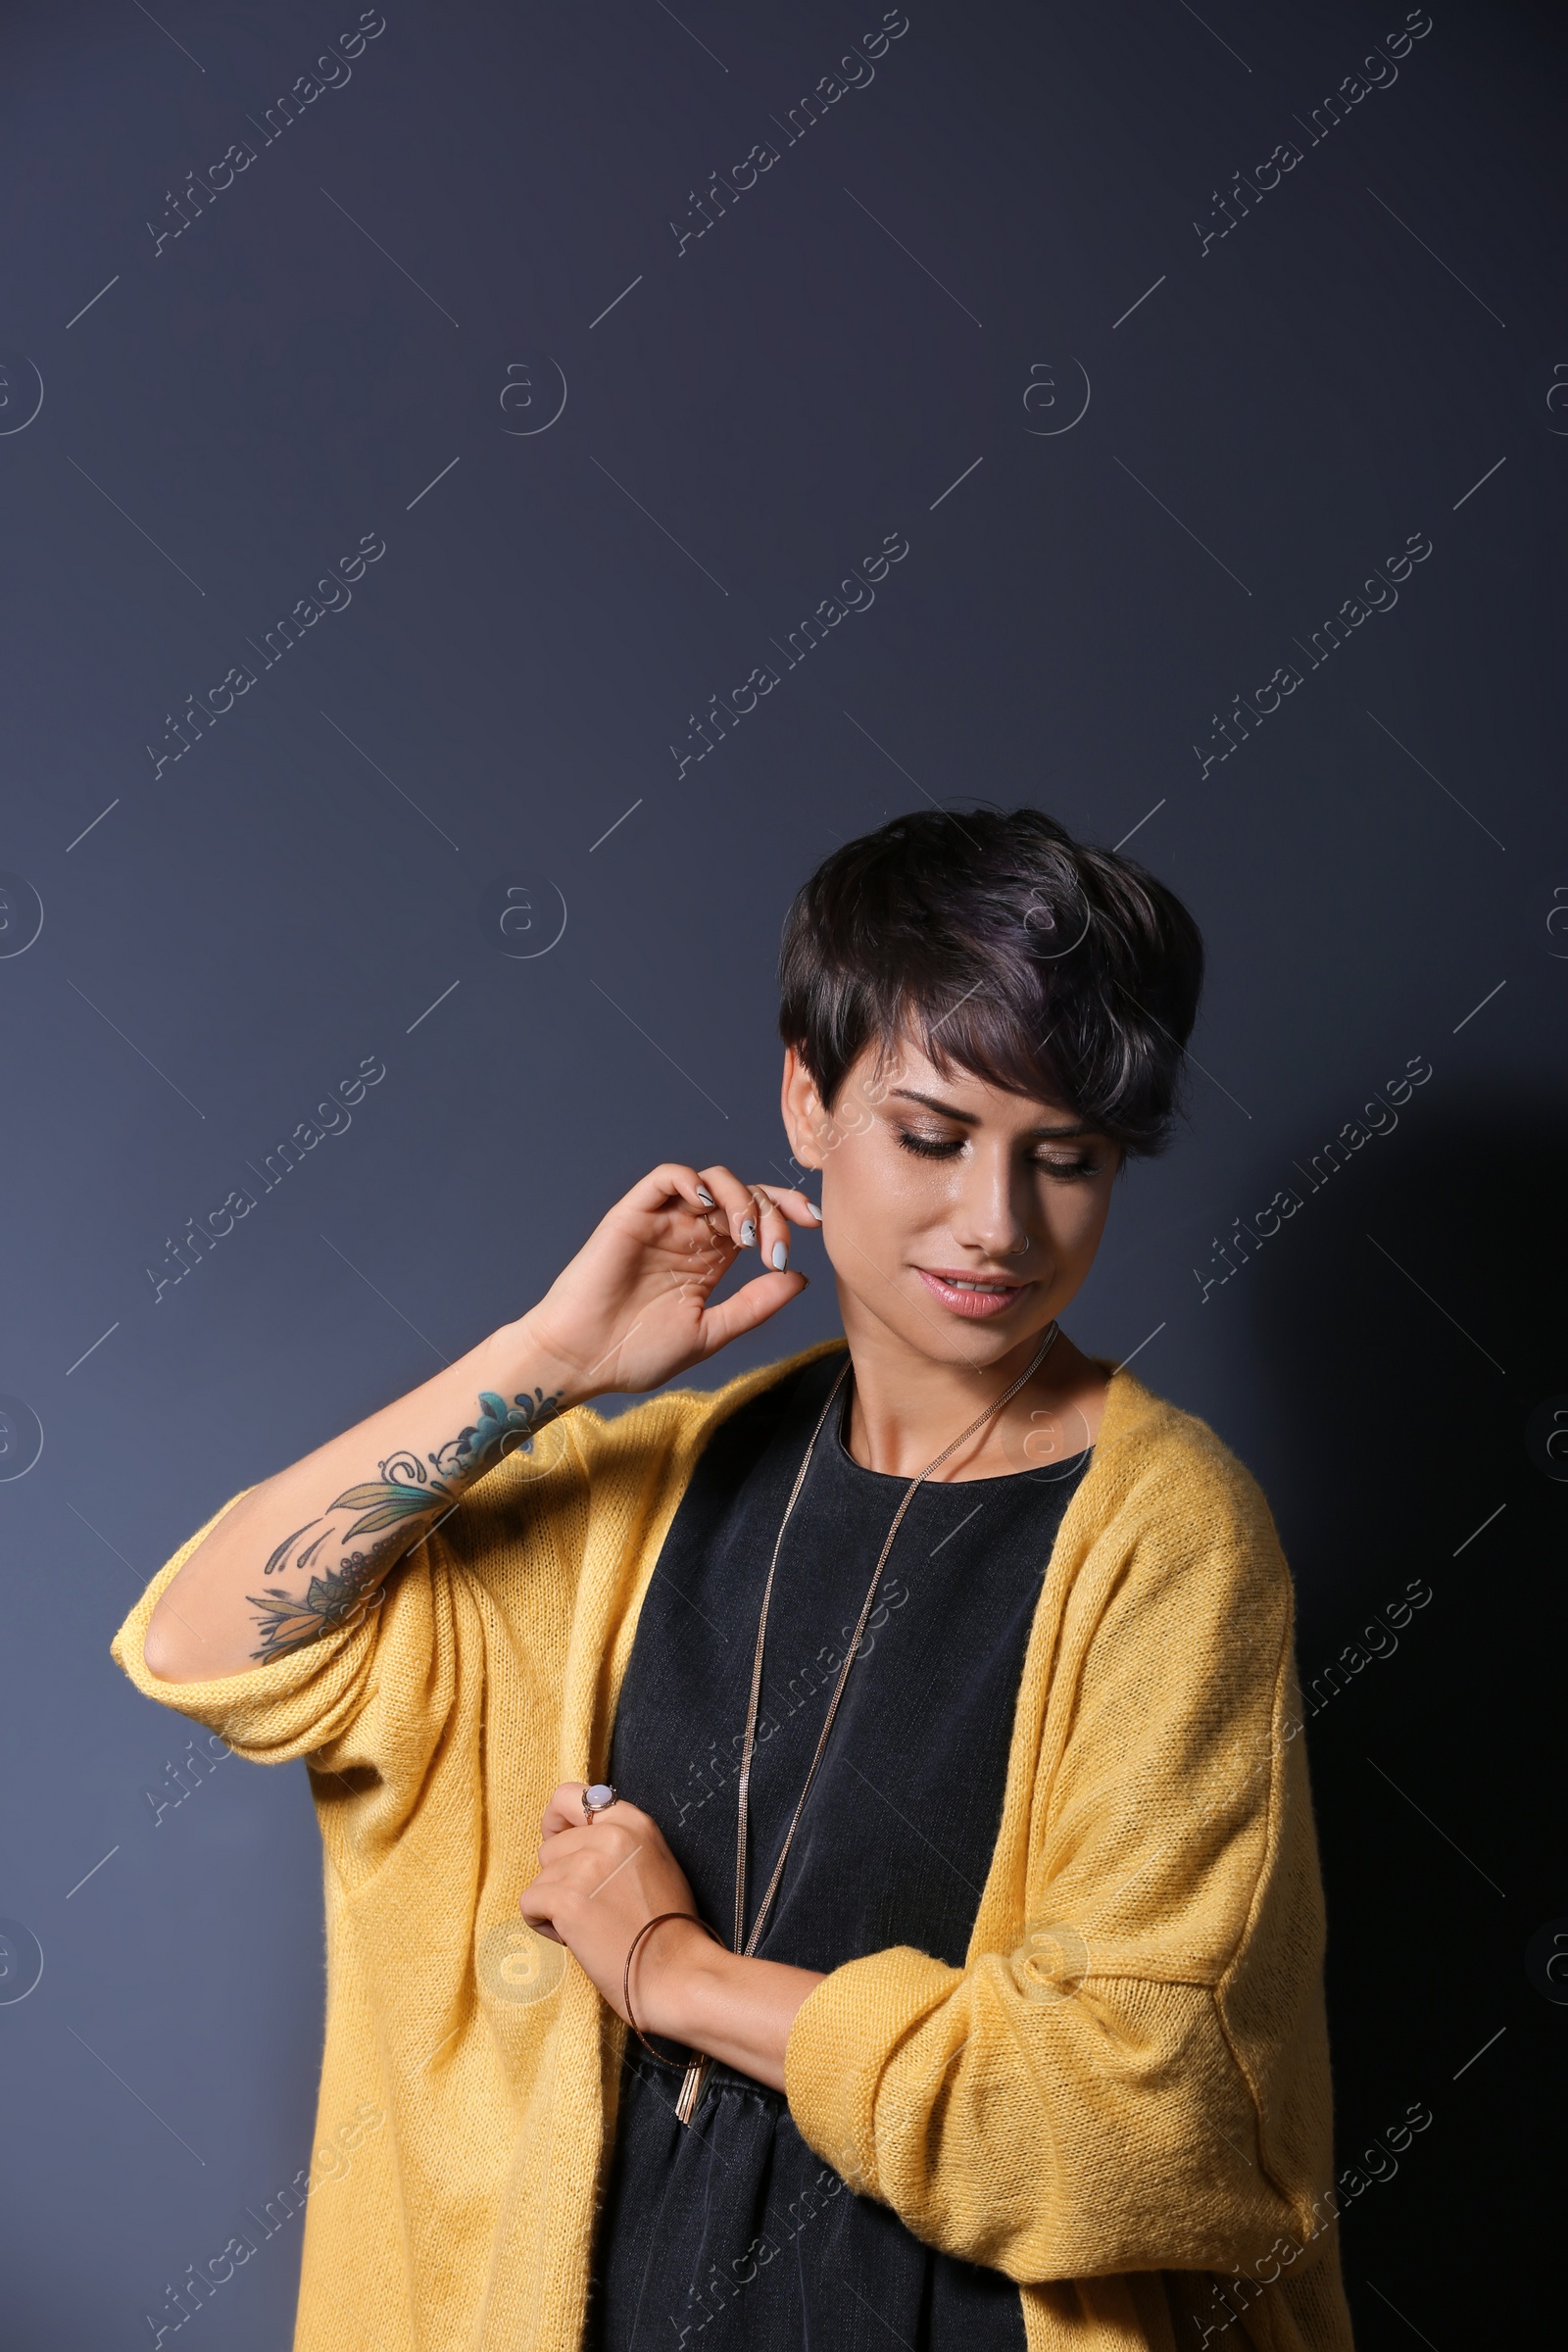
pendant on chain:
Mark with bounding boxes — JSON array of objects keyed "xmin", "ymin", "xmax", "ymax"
[{"xmin": 675, "ymin": 2054, "xmax": 710, "ymax": 2126}]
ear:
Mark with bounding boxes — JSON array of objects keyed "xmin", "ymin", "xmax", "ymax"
[{"xmin": 780, "ymin": 1046, "xmax": 830, "ymax": 1171}]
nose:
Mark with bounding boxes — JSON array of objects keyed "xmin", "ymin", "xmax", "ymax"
[{"xmin": 948, "ymin": 1140, "xmax": 1033, "ymax": 1261}]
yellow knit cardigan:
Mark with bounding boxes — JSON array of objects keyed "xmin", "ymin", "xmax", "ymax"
[{"xmin": 112, "ymin": 1341, "xmax": 1354, "ymax": 2352}]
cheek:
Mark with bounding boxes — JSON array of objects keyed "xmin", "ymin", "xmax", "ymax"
[
  {"xmin": 1035, "ymin": 1175, "xmax": 1116, "ymax": 1264},
  {"xmin": 820, "ymin": 1130, "xmax": 945, "ymax": 1254}
]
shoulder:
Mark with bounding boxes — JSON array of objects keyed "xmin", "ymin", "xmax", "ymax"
[{"xmin": 1071, "ymin": 1363, "xmax": 1293, "ymax": 1617}]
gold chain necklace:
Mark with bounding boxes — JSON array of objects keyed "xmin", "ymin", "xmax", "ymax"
[{"xmin": 674, "ymin": 1318, "xmax": 1061, "ymax": 2126}]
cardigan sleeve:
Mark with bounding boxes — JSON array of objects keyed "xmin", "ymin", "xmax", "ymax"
[
  {"xmin": 783, "ymin": 1432, "xmax": 1340, "ymax": 2292},
  {"xmin": 108, "ymin": 1357, "xmax": 829, "ymax": 1894},
  {"xmin": 108, "ymin": 1413, "xmax": 600, "ymax": 1880}
]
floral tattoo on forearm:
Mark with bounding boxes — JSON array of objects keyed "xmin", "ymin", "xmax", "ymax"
[{"xmin": 246, "ymin": 1388, "xmax": 564, "ymax": 1661}]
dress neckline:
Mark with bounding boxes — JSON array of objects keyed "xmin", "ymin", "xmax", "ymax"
[{"xmin": 826, "ymin": 1354, "xmax": 1093, "ymax": 1492}]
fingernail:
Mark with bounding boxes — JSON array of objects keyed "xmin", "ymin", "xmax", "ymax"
[
  {"xmin": 740, "ymin": 1219, "xmax": 757, "ymax": 1248},
  {"xmin": 771, "ymin": 1241, "xmax": 788, "ymax": 1270},
  {"xmin": 696, "ymin": 1185, "xmax": 714, "ymax": 1206},
  {"xmin": 806, "ymin": 1200, "xmax": 823, "ymax": 1222}
]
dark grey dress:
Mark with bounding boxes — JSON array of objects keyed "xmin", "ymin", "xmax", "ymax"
[{"xmin": 582, "ymin": 1346, "xmax": 1092, "ymax": 2352}]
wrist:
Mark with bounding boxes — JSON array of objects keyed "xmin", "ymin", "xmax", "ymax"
[
  {"xmin": 631, "ymin": 1915, "xmax": 735, "ymax": 2045},
  {"xmin": 483, "ymin": 1306, "xmax": 601, "ymax": 1414}
]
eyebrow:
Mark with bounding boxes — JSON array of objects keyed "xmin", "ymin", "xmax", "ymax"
[{"xmin": 887, "ymin": 1087, "xmax": 1099, "ymax": 1140}]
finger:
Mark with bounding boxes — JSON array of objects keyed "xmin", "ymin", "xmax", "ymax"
[
  {"xmin": 543, "ymin": 1827, "xmax": 611, "ymax": 1867},
  {"xmin": 684, "ymin": 1212, "xmax": 735, "ymax": 1277},
  {"xmin": 699, "ymin": 1268, "xmax": 809, "ymax": 1353},
  {"xmin": 623, "ymin": 1162, "xmax": 722, "ymax": 1220},
  {"xmin": 517, "ymin": 1878, "xmax": 564, "ymax": 1940},
  {"xmin": 541, "ymin": 1781, "xmax": 589, "ymax": 1838},
  {"xmin": 752, "ymin": 1186, "xmax": 795, "ymax": 1274},
  {"xmin": 539, "ymin": 1824, "xmax": 597, "ymax": 1864},
  {"xmin": 591, "ymin": 1797, "xmax": 658, "ymax": 1839},
  {"xmin": 697, "ymin": 1165, "xmax": 763, "ymax": 1249},
  {"xmin": 541, "ymin": 1791, "xmax": 660, "ymax": 1851},
  {"xmin": 753, "ymin": 1183, "xmax": 824, "ymax": 1229},
  {"xmin": 542, "ymin": 1805, "xmax": 658, "ymax": 1861}
]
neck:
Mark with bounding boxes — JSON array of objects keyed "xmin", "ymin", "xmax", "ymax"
[{"xmin": 837, "ymin": 1295, "xmax": 1109, "ymax": 1481}]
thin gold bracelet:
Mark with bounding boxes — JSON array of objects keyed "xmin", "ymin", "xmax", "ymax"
[{"xmin": 621, "ymin": 1910, "xmax": 725, "ymax": 2069}]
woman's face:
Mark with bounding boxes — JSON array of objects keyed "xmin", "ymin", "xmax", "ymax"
[{"xmin": 781, "ymin": 1033, "xmax": 1121, "ymax": 1369}]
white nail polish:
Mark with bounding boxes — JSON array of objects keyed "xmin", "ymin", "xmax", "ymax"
[
  {"xmin": 741, "ymin": 1219, "xmax": 757, "ymax": 1247},
  {"xmin": 771, "ymin": 1241, "xmax": 788, "ymax": 1270}
]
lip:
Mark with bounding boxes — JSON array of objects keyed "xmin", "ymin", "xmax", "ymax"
[{"xmin": 915, "ymin": 1267, "xmax": 1034, "ymax": 1319}]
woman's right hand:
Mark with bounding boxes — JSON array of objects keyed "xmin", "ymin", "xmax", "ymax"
[
  {"xmin": 142, "ymin": 1163, "xmax": 816, "ymax": 1685},
  {"xmin": 522, "ymin": 1163, "xmax": 818, "ymax": 1398}
]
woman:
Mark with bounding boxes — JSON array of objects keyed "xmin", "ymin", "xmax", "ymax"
[{"xmin": 116, "ymin": 809, "xmax": 1354, "ymax": 2352}]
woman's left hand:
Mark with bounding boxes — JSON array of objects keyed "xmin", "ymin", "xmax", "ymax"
[{"xmin": 518, "ymin": 1783, "xmax": 711, "ymax": 2026}]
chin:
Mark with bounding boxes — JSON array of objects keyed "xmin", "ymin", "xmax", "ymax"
[{"xmin": 895, "ymin": 1300, "xmax": 1042, "ymax": 1365}]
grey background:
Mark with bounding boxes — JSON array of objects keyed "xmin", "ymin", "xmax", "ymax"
[{"xmin": 1, "ymin": 0, "xmax": 1563, "ymax": 2342}]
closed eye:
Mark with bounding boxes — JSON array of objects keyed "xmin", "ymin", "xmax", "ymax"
[
  {"xmin": 895, "ymin": 1128, "xmax": 964, "ymax": 1160},
  {"xmin": 1032, "ymin": 1152, "xmax": 1102, "ymax": 1180},
  {"xmin": 894, "ymin": 1128, "xmax": 1101, "ymax": 1179}
]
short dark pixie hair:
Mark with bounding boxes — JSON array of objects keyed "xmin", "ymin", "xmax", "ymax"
[{"xmin": 778, "ymin": 808, "xmax": 1204, "ymax": 1158}]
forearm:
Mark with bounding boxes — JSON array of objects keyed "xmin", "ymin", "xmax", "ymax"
[
  {"xmin": 637, "ymin": 1921, "xmax": 825, "ymax": 2095},
  {"xmin": 141, "ymin": 1155, "xmax": 815, "ymax": 1684},
  {"xmin": 143, "ymin": 1306, "xmax": 595, "ymax": 1683}
]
